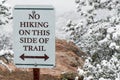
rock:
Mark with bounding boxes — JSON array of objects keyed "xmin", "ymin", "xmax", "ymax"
[{"xmin": 0, "ymin": 39, "xmax": 86, "ymax": 79}]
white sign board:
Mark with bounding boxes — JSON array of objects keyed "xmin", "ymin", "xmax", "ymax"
[{"xmin": 13, "ymin": 5, "xmax": 55, "ymax": 68}]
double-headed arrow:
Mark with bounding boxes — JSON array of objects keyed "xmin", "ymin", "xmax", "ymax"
[{"xmin": 20, "ymin": 54, "xmax": 49, "ymax": 61}]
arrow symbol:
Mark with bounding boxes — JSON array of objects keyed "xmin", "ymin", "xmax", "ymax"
[{"xmin": 20, "ymin": 54, "xmax": 49, "ymax": 61}]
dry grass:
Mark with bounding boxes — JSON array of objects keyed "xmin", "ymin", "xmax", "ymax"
[
  {"xmin": 0, "ymin": 70, "xmax": 32, "ymax": 80},
  {"xmin": 0, "ymin": 70, "xmax": 59, "ymax": 80}
]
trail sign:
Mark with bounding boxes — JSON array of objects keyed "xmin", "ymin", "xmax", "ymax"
[{"xmin": 13, "ymin": 5, "xmax": 55, "ymax": 68}]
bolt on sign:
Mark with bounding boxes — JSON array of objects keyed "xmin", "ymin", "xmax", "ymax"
[{"xmin": 13, "ymin": 5, "xmax": 55, "ymax": 68}]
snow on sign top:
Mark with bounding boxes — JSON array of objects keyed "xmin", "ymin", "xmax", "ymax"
[{"xmin": 13, "ymin": 5, "xmax": 55, "ymax": 68}]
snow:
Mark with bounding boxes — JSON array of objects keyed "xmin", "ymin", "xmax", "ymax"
[
  {"xmin": 75, "ymin": 76, "xmax": 79, "ymax": 80},
  {"xmin": 0, "ymin": 60, "xmax": 12, "ymax": 72},
  {"xmin": 99, "ymin": 78, "xmax": 107, "ymax": 80},
  {"xmin": 84, "ymin": 76, "xmax": 93, "ymax": 80},
  {"xmin": 82, "ymin": 55, "xmax": 120, "ymax": 80},
  {"xmin": 65, "ymin": 0, "xmax": 120, "ymax": 80},
  {"xmin": 56, "ymin": 11, "xmax": 80, "ymax": 39},
  {"xmin": 0, "ymin": 0, "xmax": 13, "ymax": 72},
  {"xmin": 0, "ymin": 49, "xmax": 14, "ymax": 72},
  {"xmin": 98, "ymin": 38, "xmax": 109, "ymax": 47},
  {"xmin": 109, "ymin": 42, "xmax": 116, "ymax": 49},
  {"xmin": 77, "ymin": 67, "xmax": 85, "ymax": 76},
  {"xmin": 101, "ymin": 60, "xmax": 108, "ymax": 66},
  {"xmin": 107, "ymin": 27, "xmax": 115, "ymax": 34},
  {"xmin": 100, "ymin": 0, "xmax": 107, "ymax": 3},
  {"xmin": 112, "ymin": 31, "xmax": 120, "ymax": 41}
]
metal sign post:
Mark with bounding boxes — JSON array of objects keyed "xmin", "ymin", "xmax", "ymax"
[{"xmin": 33, "ymin": 68, "xmax": 40, "ymax": 80}]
